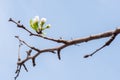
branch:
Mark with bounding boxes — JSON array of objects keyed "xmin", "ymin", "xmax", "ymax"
[
  {"xmin": 9, "ymin": 18, "xmax": 120, "ymax": 80},
  {"xmin": 15, "ymin": 27, "xmax": 120, "ymax": 65},
  {"xmin": 9, "ymin": 18, "xmax": 68, "ymax": 44},
  {"xmin": 15, "ymin": 36, "xmax": 40, "ymax": 52}
]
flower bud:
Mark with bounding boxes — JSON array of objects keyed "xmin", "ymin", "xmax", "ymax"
[
  {"xmin": 33, "ymin": 16, "xmax": 39, "ymax": 23},
  {"xmin": 46, "ymin": 24, "xmax": 51, "ymax": 28},
  {"xmin": 40, "ymin": 18, "xmax": 46, "ymax": 26}
]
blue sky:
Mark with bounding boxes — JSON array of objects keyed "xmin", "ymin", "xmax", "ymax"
[{"xmin": 0, "ymin": 0, "xmax": 120, "ymax": 80}]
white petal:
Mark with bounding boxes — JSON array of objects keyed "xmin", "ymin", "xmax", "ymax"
[
  {"xmin": 40, "ymin": 18, "xmax": 46, "ymax": 23},
  {"xmin": 33, "ymin": 16, "xmax": 39, "ymax": 22}
]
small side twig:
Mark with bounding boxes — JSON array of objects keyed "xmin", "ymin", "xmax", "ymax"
[
  {"xmin": 14, "ymin": 65, "xmax": 22, "ymax": 80},
  {"xmin": 15, "ymin": 63, "xmax": 28, "ymax": 80},
  {"xmin": 15, "ymin": 36, "xmax": 40, "ymax": 52},
  {"xmin": 84, "ymin": 32, "xmax": 118, "ymax": 58},
  {"xmin": 23, "ymin": 64, "xmax": 28, "ymax": 72}
]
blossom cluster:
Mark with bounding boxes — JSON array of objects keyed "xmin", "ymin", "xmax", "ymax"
[{"xmin": 30, "ymin": 16, "xmax": 51, "ymax": 34}]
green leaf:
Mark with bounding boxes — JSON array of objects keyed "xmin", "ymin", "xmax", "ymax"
[
  {"xmin": 33, "ymin": 22, "xmax": 39, "ymax": 30},
  {"xmin": 30, "ymin": 19, "xmax": 35, "ymax": 30},
  {"xmin": 30, "ymin": 19, "xmax": 39, "ymax": 31}
]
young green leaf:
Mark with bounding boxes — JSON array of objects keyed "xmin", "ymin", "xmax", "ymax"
[{"xmin": 30, "ymin": 19, "xmax": 39, "ymax": 31}]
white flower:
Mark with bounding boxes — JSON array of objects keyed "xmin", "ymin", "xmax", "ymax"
[
  {"xmin": 33, "ymin": 16, "xmax": 39, "ymax": 23},
  {"xmin": 40, "ymin": 18, "xmax": 46, "ymax": 25}
]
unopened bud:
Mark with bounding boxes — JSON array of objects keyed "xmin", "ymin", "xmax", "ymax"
[
  {"xmin": 33, "ymin": 16, "xmax": 39, "ymax": 23},
  {"xmin": 40, "ymin": 18, "xmax": 46, "ymax": 26},
  {"xmin": 46, "ymin": 24, "xmax": 51, "ymax": 28}
]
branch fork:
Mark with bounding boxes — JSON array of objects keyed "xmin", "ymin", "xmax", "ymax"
[{"xmin": 9, "ymin": 18, "xmax": 120, "ymax": 80}]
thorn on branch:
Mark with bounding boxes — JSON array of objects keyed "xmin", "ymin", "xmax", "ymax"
[
  {"xmin": 26, "ymin": 49, "xmax": 32, "ymax": 57},
  {"xmin": 23, "ymin": 64, "xmax": 28, "ymax": 72},
  {"xmin": 32, "ymin": 58, "xmax": 36, "ymax": 67},
  {"xmin": 18, "ymin": 21, "xmax": 20, "ymax": 23},
  {"xmin": 8, "ymin": 18, "xmax": 12, "ymax": 21},
  {"xmin": 57, "ymin": 50, "xmax": 61, "ymax": 60},
  {"xmin": 18, "ymin": 57, "xmax": 21, "ymax": 62}
]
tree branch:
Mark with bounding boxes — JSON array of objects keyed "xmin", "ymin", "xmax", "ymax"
[
  {"xmin": 15, "ymin": 27, "xmax": 120, "ymax": 67},
  {"xmin": 9, "ymin": 18, "xmax": 68, "ymax": 44},
  {"xmin": 9, "ymin": 18, "xmax": 120, "ymax": 80}
]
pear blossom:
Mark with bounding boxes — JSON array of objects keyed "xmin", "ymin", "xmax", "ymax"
[
  {"xmin": 33, "ymin": 16, "xmax": 40, "ymax": 23},
  {"xmin": 30, "ymin": 16, "xmax": 40, "ymax": 31},
  {"xmin": 30, "ymin": 16, "xmax": 51, "ymax": 34},
  {"xmin": 40, "ymin": 18, "xmax": 46, "ymax": 26}
]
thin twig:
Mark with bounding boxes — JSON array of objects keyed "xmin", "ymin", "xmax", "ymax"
[
  {"xmin": 23, "ymin": 64, "xmax": 28, "ymax": 72},
  {"xmin": 15, "ymin": 36, "xmax": 40, "ymax": 52},
  {"xmin": 14, "ymin": 65, "xmax": 22, "ymax": 80},
  {"xmin": 84, "ymin": 33, "xmax": 118, "ymax": 58},
  {"xmin": 9, "ymin": 18, "xmax": 68, "ymax": 44}
]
